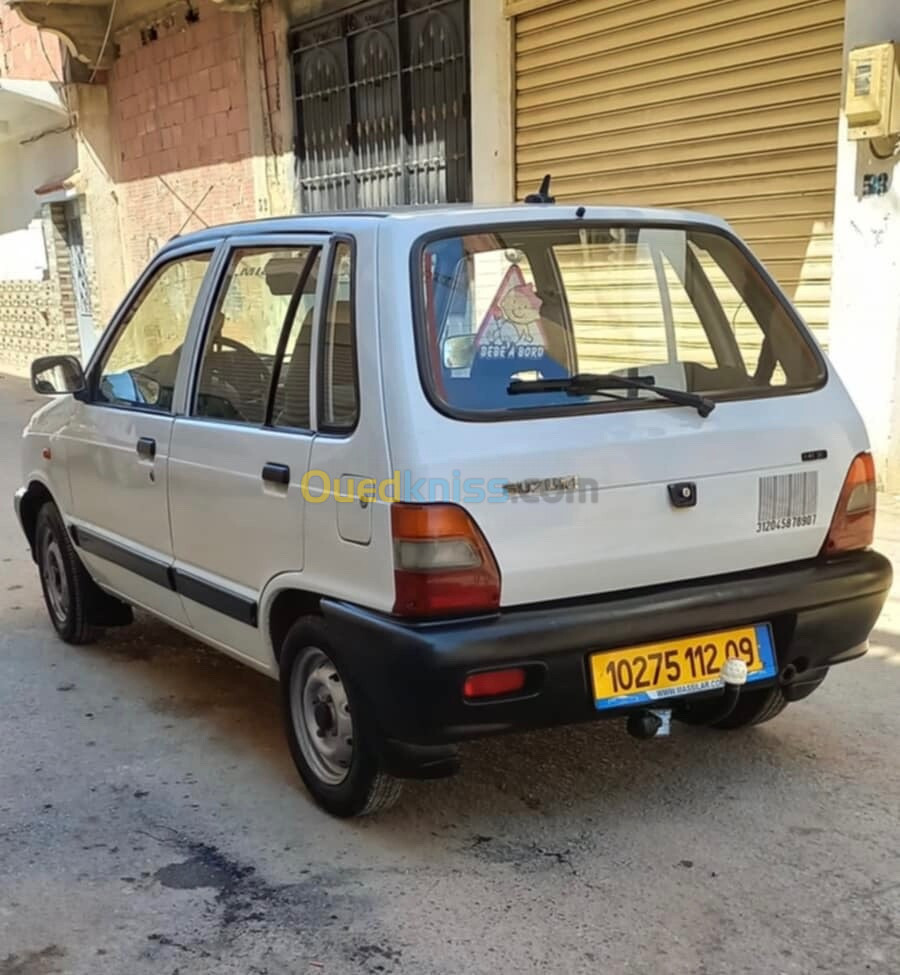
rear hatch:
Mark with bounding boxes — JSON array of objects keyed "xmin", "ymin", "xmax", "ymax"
[
  {"xmin": 404, "ymin": 216, "xmax": 863, "ymax": 606},
  {"xmin": 418, "ymin": 395, "xmax": 854, "ymax": 606}
]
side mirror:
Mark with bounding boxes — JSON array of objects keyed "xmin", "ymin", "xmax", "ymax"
[
  {"xmin": 442, "ymin": 334, "xmax": 476, "ymax": 370},
  {"xmin": 31, "ymin": 355, "xmax": 86, "ymax": 396}
]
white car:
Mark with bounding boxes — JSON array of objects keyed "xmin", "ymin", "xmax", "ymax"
[{"xmin": 15, "ymin": 204, "xmax": 892, "ymax": 817}]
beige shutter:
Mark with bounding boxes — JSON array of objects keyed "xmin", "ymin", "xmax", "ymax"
[{"xmin": 513, "ymin": 0, "xmax": 844, "ymax": 345}]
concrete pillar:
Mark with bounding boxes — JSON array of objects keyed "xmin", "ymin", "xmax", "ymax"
[
  {"xmin": 469, "ymin": 0, "xmax": 514, "ymax": 204},
  {"xmin": 69, "ymin": 82, "xmax": 129, "ymax": 325},
  {"xmin": 829, "ymin": 1, "xmax": 900, "ymax": 490},
  {"xmin": 243, "ymin": 0, "xmax": 298, "ymax": 218}
]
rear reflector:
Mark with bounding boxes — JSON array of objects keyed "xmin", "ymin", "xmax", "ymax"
[
  {"xmin": 463, "ymin": 668, "xmax": 527, "ymax": 700},
  {"xmin": 391, "ymin": 503, "xmax": 501, "ymax": 618},
  {"xmin": 822, "ymin": 452, "xmax": 877, "ymax": 555}
]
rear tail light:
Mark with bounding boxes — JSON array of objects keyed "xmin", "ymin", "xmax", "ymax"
[
  {"xmin": 391, "ymin": 503, "xmax": 501, "ymax": 618},
  {"xmin": 463, "ymin": 667, "xmax": 527, "ymax": 701},
  {"xmin": 822, "ymin": 452, "xmax": 877, "ymax": 555}
]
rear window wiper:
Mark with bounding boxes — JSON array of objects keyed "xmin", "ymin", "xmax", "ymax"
[{"xmin": 507, "ymin": 373, "xmax": 716, "ymax": 418}]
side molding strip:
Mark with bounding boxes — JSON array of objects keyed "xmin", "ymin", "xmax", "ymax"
[
  {"xmin": 74, "ymin": 527, "xmax": 175, "ymax": 591},
  {"xmin": 71, "ymin": 526, "xmax": 258, "ymax": 627},
  {"xmin": 173, "ymin": 572, "xmax": 259, "ymax": 628}
]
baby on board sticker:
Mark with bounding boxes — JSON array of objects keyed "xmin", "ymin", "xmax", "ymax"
[{"xmin": 474, "ymin": 264, "xmax": 548, "ymax": 362}]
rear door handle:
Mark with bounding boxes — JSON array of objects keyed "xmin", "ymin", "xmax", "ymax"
[
  {"xmin": 262, "ymin": 463, "xmax": 290, "ymax": 486},
  {"xmin": 136, "ymin": 437, "xmax": 156, "ymax": 460}
]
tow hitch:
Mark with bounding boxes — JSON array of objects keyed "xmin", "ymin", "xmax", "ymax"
[
  {"xmin": 626, "ymin": 709, "xmax": 670, "ymax": 740},
  {"xmin": 626, "ymin": 659, "xmax": 750, "ymax": 739}
]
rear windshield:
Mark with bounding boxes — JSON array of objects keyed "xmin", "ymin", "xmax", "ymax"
[{"xmin": 416, "ymin": 224, "xmax": 825, "ymax": 416}]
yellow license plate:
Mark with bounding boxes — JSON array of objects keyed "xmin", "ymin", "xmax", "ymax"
[{"xmin": 590, "ymin": 624, "xmax": 777, "ymax": 711}]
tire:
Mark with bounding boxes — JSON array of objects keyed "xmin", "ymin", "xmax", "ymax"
[
  {"xmin": 712, "ymin": 685, "xmax": 789, "ymax": 730},
  {"xmin": 35, "ymin": 503, "xmax": 100, "ymax": 645},
  {"xmin": 280, "ymin": 616, "xmax": 402, "ymax": 818}
]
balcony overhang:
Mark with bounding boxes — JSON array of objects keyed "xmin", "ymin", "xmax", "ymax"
[
  {"xmin": 9, "ymin": 0, "xmax": 117, "ymax": 69},
  {"xmin": 8, "ymin": 0, "xmax": 255, "ymax": 70},
  {"xmin": 0, "ymin": 78, "xmax": 68, "ymax": 143}
]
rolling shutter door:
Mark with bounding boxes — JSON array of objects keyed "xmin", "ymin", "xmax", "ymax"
[{"xmin": 512, "ymin": 0, "xmax": 844, "ymax": 346}]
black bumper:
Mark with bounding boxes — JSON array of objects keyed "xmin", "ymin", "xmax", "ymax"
[{"xmin": 321, "ymin": 550, "xmax": 892, "ymax": 746}]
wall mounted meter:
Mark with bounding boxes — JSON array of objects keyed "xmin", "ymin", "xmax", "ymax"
[{"xmin": 846, "ymin": 42, "xmax": 900, "ymax": 140}]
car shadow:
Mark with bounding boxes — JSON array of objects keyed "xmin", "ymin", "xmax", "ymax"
[
  {"xmin": 76, "ymin": 611, "xmax": 296, "ymax": 780},
  {"xmin": 67, "ymin": 610, "xmax": 867, "ymax": 842}
]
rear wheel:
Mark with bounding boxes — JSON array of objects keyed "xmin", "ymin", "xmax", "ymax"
[
  {"xmin": 35, "ymin": 503, "xmax": 99, "ymax": 645},
  {"xmin": 712, "ymin": 685, "xmax": 789, "ymax": 729},
  {"xmin": 280, "ymin": 616, "xmax": 402, "ymax": 817}
]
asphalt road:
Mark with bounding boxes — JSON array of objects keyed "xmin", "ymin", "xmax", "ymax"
[{"xmin": 1, "ymin": 372, "xmax": 898, "ymax": 975}]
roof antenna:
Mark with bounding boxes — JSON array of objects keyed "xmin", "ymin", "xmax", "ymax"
[{"xmin": 525, "ymin": 174, "xmax": 555, "ymax": 205}]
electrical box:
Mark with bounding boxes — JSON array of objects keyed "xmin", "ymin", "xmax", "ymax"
[{"xmin": 846, "ymin": 42, "xmax": 900, "ymax": 140}]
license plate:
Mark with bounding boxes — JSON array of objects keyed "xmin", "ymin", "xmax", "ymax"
[{"xmin": 590, "ymin": 624, "xmax": 778, "ymax": 711}]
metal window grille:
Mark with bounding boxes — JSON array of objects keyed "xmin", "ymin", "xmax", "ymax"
[{"xmin": 290, "ymin": 0, "xmax": 471, "ymax": 211}]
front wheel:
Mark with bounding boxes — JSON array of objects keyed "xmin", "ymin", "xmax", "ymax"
[
  {"xmin": 280, "ymin": 617, "xmax": 402, "ymax": 817},
  {"xmin": 35, "ymin": 503, "xmax": 99, "ymax": 645}
]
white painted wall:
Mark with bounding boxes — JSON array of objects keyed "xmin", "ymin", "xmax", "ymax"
[
  {"xmin": 0, "ymin": 129, "xmax": 76, "ymax": 280},
  {"xmin": 469, "ymin": 0, "xmax": 514, "ymax": 204},
  {"xmin": 0, "ymin": 218, "xmax": 46, "ymax": 280},
  {"xmin": 830, "ymin": 2, "xmax": 900, "ymax": 490}
]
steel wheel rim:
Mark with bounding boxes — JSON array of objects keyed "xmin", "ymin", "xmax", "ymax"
[
  {"xmin": 290, "ymin": 647, "xmax": 354, "ymax": 787},
  {"xmin": 41, "ymin": 535, "xmax": 70, "ymax": 624}
]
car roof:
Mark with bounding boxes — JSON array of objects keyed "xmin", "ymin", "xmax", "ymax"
[{"xmin": 165, "ymin": 204, "xmax": 733, "ymax": 251}]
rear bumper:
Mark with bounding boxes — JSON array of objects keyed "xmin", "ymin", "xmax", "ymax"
[{"xmin": 322, "ymin": 550, "xmax": 892, "ymax": 746}]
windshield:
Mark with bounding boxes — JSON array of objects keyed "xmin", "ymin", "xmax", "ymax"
[{"xmin": 416, "ymin": 224, "xmax": 825, "ymax": 416}]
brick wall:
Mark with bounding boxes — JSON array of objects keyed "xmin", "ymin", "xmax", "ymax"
[
  {"xmin": 46, "ymin": 202, "xmax": 84, "ymax": 356},
  {"xmin": 0, "ymin": 278, "xmax": 59, "ymax": 374},
  {"xmin": 109, "ymin": 1, "xmax": 257, "ymax": 276},
  {"xmin": 0, "ymin": 6, "xmax": 63, "ymax": 80},
  {"xmin": 0, "ymin": 207, "xmax": 69, "ymax": 374},
  {"xmin": 0, "ymin": 202, "xmax": 88, "ymax": 376}
]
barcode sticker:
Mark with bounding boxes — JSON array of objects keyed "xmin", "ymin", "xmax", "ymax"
[{"xmin": 757, "ymin": 472, "xmax": 818, "ymax": 533}]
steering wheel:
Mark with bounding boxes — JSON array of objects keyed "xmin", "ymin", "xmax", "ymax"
[{"xmin": 208, "ymin": 335, "xmax": 272, "ymax": 420}]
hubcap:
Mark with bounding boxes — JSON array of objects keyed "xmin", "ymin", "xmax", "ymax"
[
  {"xmin": 41, "ymin": 535, "xmax": 70, "ymax": 624},
  {"xmin": 290, "ymin": 647, "xmax": 354, "ymax": 786}
]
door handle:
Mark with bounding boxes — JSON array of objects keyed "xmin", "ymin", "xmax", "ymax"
[
  {"xmin": 136, "ymin": 437, "xmax": 156, "ymax": 460},
  {"xmin": 262, "ymin": 463, "xmax": 290, "ymax": 486}
]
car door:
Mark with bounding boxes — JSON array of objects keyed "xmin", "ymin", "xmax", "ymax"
[
  {"xmin": 64, "ymin": 243, "xmax": 218, "ymax": 624},
  {"xmin": 167, "ymin": 236, "xmax": 325, "ymax": 666}
]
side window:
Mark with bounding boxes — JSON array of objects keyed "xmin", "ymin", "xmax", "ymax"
[
  {"xmin": 271, "ymin": 251, "xmax": 320, "ymax": 430},
  {"xmin": 97, "ymin": 252, "xmax": 212, "ymax": 411},
  {"xmin": 194, "ymin": 247, "xmax": 316, "ymax": 426},
  {"xmin": 319, "ymin": 242, "xmax": 358, "ymax": 431}
]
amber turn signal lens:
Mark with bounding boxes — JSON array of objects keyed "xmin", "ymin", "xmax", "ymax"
[
  {"xmin": 822, "ymin": 453, "xmax": 877, "ymax": 555},
  {"xmin": 391, "ymin": 503, "xmax": 501, "ymax": 618}
]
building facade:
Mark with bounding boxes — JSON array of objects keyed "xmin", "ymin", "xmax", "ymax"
[
  {"xmin": 1, "ymin": 0, "xmax": 898, "ymax": 487},
  {"xmin": 0, "ymin": 8, "xmax": 87, "ymax": 373}
]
